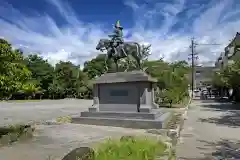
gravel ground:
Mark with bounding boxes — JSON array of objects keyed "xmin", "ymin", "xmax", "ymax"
[
  {"xmin": 0, "ymin": 124, "xmax": 163, "ymax": 160},
  {"xmin": 0, "ymin": 99, "xmax": 92, "ymax": 126},
  {"xmin": 0, "ymin": 99, "xmax": 169, "ymax": 160}
]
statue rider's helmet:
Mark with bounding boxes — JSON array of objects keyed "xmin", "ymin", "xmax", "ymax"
[{"xmin": 114, "ymin": 20, "xmax": 123, "ymax": 30}]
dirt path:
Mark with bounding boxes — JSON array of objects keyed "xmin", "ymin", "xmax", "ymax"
[{"xmin": 176, "ymin": 100, "xmax": 240, "ymax": 159}]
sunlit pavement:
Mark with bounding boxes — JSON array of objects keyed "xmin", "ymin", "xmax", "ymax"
[
  {"xmin": 176, "ymin": 100, "xmax": 240, "ymax": 159},
  {"xmin": 0, "ymin": 99, "xmax": 92, "ymax": 126}
]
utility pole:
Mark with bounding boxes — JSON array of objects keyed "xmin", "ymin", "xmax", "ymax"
[
  {"xmin": 188, "ymin": 37, "xmax": 198, "ymax": 98},
  {"xmin": 188, "ymin": 38, "xmax": 222, "ymax": 98}
]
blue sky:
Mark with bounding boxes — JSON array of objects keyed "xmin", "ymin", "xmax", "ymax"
[{"xmin": 0, "ymin": 0, "xmax": 240, "ymax": 66}]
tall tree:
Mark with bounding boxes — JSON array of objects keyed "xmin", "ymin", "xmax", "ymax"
[
  {"xmin": 50, "ymin": 61, "xmax": 89, "ymax": 98},
  {"xmin": 24, "ymin": 54, "xmax": 54, "ymax": 92},
  {"xmin": 0, "ymin": 39, "xmax": 32, "ymax": 99},
  {"xmin": 83, "ymin": 54, "xmax": 110, "ymax": 79}
]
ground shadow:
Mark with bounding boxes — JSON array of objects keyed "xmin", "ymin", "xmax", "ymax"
[
  {"xmin": 198, "ymin": 114, "xmax": 240, "ymax": 128},
  {"xmin": 178, "ymin": 139, "xmax": 240, "ymax": 160},
  {"xmin": 197, "ymin": 101, "xmax": 240, "ymax": 128},
  {"xmin": 200, "ymin": 102, "xmax": 240, "ymax": 111},
  {"xmin": 200, "ymin": 97, "xmax": 231, "ymax": 103}
]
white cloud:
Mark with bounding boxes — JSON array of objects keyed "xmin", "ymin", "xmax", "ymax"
[
  {"xmin": 126, "ymin": 0, "xmax": 240, "ymax": 63},
  {"xmin": 0, "ymin": 0, "xmax": 240, "ymax": 66}
]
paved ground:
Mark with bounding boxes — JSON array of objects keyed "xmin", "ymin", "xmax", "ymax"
[
  {"xmin": 6, "ymin": 99, "xmax": 240, "ymax": 160},
  {"xmin": 0, "ymin": 99, "xmax": 168, "ymax": 160},
  {"xmin": 0, "ymin": 124, "xmax": 162, "ymax": 160},
  {"xmin": 176, "ymin": 100, "xmax": 240, "ymax": 159},
  {"xmin": 0, "ymin": 99, "xmax": 92, "ymax": 125}
]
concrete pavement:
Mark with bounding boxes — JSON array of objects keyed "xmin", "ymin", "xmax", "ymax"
[
  {"xmin": 2, "ymin": 99, "xmax": 240, "ymax": 159},
  {"xmin": 0, "ymin": 99, "xmax": 92, "ymax": 125},
  {"xmin": 176, "ymin": 100, "xmax": 240, "ymax": 159},
  {"xmin": 0, "ymin": 99, "xmax": 167, "ymax": 160}
]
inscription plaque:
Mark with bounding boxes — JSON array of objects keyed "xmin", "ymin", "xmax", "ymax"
[{"xmin": 110, "ymin": 90, "xmax": 129, "ymax": 97}]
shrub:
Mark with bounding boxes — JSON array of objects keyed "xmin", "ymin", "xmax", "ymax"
[
  {"xmin": 56, "ymin": 116, "xmax": 72, "ymax": 123},
  {"xmin": 94, "ymin": 136, "xmax": 166, "ymax": 160},
  {"xmin": 155, "ymin": 87, "xmax": 189, "ymax": 107}
]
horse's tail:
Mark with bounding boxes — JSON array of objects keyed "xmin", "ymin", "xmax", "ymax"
[{"xmin": 133, "ymin": 42, "xmax": 142, "ymax": 69}]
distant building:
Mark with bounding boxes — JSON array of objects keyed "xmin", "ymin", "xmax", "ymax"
[
  {"xmin": 215, "ymin": 32, "xmax": 240, "ymax": 69},
  {"xmin": 194, "ymin": 66, "xmax": 217, "ymax": 89},
  {"xmin": 187, "ymin": 65, "xmax": 217, "ymax": 90}
]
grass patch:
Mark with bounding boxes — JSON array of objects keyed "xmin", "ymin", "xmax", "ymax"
[
  {"xmin": 56, "ymin": 116, "xmax": 72, "ymax": 123},
  {"xmin": 0, "ymin": 124, "xmax": 34, "ymax": 145},
  {"xmin": 94, "ymin": 136, "xmax": 167, "ymax": 160}
]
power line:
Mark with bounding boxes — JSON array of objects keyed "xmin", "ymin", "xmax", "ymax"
[{"xmin": 195, "ymin": 43, "xmax": 222, "ymax": 46}]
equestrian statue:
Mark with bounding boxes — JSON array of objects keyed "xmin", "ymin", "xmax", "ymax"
[{"xmin": 96, "ymin": 20, "xmax": 145, "ymax": 72}]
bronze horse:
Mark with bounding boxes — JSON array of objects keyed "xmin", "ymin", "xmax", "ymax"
[{"xmin": 96, "ymin": 39, "xmax": 142, "ymax": 71}]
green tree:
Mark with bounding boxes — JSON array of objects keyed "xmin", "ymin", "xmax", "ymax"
[
  {"xmin": 214, "ymin": 63, "xmax": 235, "ymax": 87},
  {"xmin": 21, "ymin": 82, "xmax": 41, "ymax": 99},
  {"xmin": 74, "ymin": 70, "xmax": 92, "ymax": 99},
  {"xmin": 212, "ymin": 70, "xmax": 228, "ymax": 88},
  {"xmin": 50, "ymin": 61, "xmax": 89, "ymax": 98},
  {"xmin": 48, "ymin": 78, "xmax": 65, "ymax": 99},
  {"xmin": 0, "ymin": 39, "xmax": 32, "ymax": 99},
  {"xmin": 53, "ymin": 61, "xmax": 77, "ymax": 97},
  {"xmin": 226, "ymin": 60, "xmax": 240, "ymax": 88},
  {"xmin": 0, "ymin": 39, "xmax": 191, "ymax": 102},
  {"xmin": 144, "ymin": 60, "xmax": 171, "ymax": 89},
  {"xmin": 213, "ymin": 60, "xmax": 240, "ymax": 101},
  {"xmin": 83, "ymin": 54, "xmax": 110, "ymax": 79},
  {"xmin": 144, "ymin": 59, "xmax": 190, "ymax": 105},
  {"xmin": 24, "ymin": 54, "xmax": 54, "ymax": 96}
]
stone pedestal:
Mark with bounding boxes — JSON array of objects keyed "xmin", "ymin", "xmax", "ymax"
[
  {"xmin": 72, "ymin": 71, "xmax": 171, "ymax": 129},
  {"xmin": 89, "ymin": 70, "xmax": 158, "ymax": 113}
]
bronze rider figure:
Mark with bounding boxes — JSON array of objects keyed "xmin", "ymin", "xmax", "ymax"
[{"xmin": 108, "ymin": 20, "xmax": 125, "ymax": 57}]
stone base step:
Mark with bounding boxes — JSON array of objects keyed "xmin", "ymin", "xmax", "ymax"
[
  {"xmin": 80, "ymin": 109, "xmax": 164, "ymax": 120},
  {"xmin": 72, "ymin": 112, "xmax": 171, "ymax": 129}
]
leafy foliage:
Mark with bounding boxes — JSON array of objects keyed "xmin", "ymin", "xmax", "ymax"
[
  {"xmin": 212, "ymin": 60, "xmax": 240, "ymax": 88},
  {"xmin": 24, "ymin": 54, "xmax": 54, "ymax": 94},
  {"xmin": 0, "ymin": 38, "xmax": 190, "ymax": 105},
  {"xmin": 144, "ymin": 60, "xmax": 190, "ymax": 104},
  {"xmin": 212, "ymin": 59, "xmax": 240, "ymax": 101},
  {"xmin": 83, "ymin": 54, "xmax": 108, "ymax": 79},
  {"xmin": 0, "ymin": 39, "xmax": 31, "ymax": 99}
]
